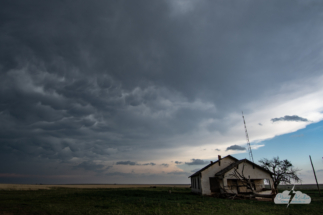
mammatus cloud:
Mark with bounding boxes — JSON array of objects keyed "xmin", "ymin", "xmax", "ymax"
[
  {"xmin": 1, "ymin": 0, "xmax": 323, "ymax": 184},
  {"xmin": 174, "ymin": 161, "xmax": 182, "ymax": 164},
  {"xmin": 226, "ymin": 145, "xmax": 246, "ymax": 151},
  {"xmin": 271, "ymin": 115, "xmax": 309, "ymax": 122},
  {"xmin": 185, "ymin": 159, "xmax": 208, "ymax": 165}
]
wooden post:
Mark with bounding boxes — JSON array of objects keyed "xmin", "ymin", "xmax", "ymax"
[{"xmin": 309, "ymin": 155, "xmax": 321, "ymax": 196}]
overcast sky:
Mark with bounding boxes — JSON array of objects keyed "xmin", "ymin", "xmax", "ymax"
[{"xmin": 1, "ymin": 0, "xmax": 323, "ymax": 184}]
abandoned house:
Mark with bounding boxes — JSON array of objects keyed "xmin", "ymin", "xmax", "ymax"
[{"xmin": 189, "ymin": 155, "xmax": 274, "ymax": 196}]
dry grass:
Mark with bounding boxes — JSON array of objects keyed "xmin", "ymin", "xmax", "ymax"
[{"xmin": 0, "ymin": 184, "xmax": 190, "ymax": 190}]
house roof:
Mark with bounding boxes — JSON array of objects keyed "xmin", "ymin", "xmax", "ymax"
[
  {"xmin": 214, "ymin": 159, "xmax": 246, "ymax": 176},
  {"xmin": 189, "ymin": 156, "xmax": 273, "ymax": 178},
  {"xmin": 214, "ymin": 159, "xmax": 274, "ymax": 176},
  {"xmin": 188, "ymin": 155, "xmax": 239, "ymax": 178}
]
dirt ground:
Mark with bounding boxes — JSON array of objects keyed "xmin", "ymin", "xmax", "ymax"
[{"xmin": 0, "ymin": 184, "xmax": 190, "ymax": 190}]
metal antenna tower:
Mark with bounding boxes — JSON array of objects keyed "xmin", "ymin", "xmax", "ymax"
[{"xmin": 242, "ymin": 111, "xmax": 254, "ymax": 163}]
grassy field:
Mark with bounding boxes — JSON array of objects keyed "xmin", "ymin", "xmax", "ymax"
[
  {"xmin": 0, "ymin": 186, "xmax": 322, "ymax": 215},
  {"xmin": 0, "ymin": 184, "xmax": 189, "ymax": 190}
]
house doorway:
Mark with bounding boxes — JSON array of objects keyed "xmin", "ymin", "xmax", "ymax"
[{"xmin": 209, "ymin": 177, "xmax": 220, "ymax": 192}]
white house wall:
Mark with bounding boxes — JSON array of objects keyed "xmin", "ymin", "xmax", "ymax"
[{"xmin": 200, "ymin": 156, "xmax": 237, "ymax": 195}]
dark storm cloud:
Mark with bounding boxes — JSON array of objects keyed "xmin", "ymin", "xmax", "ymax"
[
  {"xmin": 161, "ymin": 163, "xmax": 169, "ymax": 167},
  {"xmin": 215, "ymin": 149, "xmax": 220, "ymax": 151},
  {"xmin": 174, "ymin": 161, "xmax": 182, "ymax": 165},
  {"xmin": 185, "ymin": 159, "xmax": 208, "ymax": 165},
  {"xmin": 116, "ymin": 161, "xmax": 137, "ymax": 166},
  {"xmin": 271, "ymin": 115, "xmax": 309, "ymax": 122},
  {"xmin": 226, "ymin": 145, "xmax": 246, "ymax": 151},
  {"xmin": 142, "ymin": 162, "xmax": 156, "ymax": 166},
  {"xmin": 105, "ymin": 172, "xmax": 136, "ymax": 177},
  {"xmin": 1, "ymin": 0, "xmax": 322, "ymax": 183},
  {"xmin": 116, "ymin": 161, "xmax": 156, "ymax": 166},
  {"xmin": 72, "ymin": 161, "xmax": 108, "ymax": 173},
  {"xmin": 167, "ymin": 171, "xmax": 189, "ymax": 175}
]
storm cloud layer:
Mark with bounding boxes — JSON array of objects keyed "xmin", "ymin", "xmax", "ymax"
[
  {"xmin": 271, "ymin": 115, "xmax": 309, "ymax": 122},
  {"xmin": 185, "ymin": 159, "xmax": 209, "ymax": 166},
  {"xmin": 226, "ymin": 145, "xmax": 246, "ymax": 151},
  {"xmin": 1, "ymin": 0, "xmax": 323, "ymax": 183}
]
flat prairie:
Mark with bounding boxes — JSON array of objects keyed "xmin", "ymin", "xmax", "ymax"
[
  {"xmin": 0, "ymin": 183, "xmax": 190, "ymax": 190},
  {"xmin": 0, "ymin": 187, "xmax": 321, "ymax": 215}
]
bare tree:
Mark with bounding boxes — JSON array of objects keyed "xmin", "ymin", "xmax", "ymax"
[
  {"xmin": 217, "ymin": 161, "xmax": 275, "ymax": 200},
  {"xmin": 259, "ymin": 157, "xmax": 301, "ymax": 192},
  {"xmin": 228, "ymin": 160, "xmax": 255, "ymax": 193}
]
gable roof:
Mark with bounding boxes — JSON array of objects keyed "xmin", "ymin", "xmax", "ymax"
[
  {"xmin": 214, "ymin": 159, "xmax": 246, "ymax": 176},
  {"xmin": 188, "ymin": 155, "xmax": 239, "ymax": 178},
  {"xmin": 214, "ymin": 159, "xmax": 274, "ymax": 176},
  {"xmin": 189, "ymin": 156, "xmax": 274, "ymax": 178}
]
